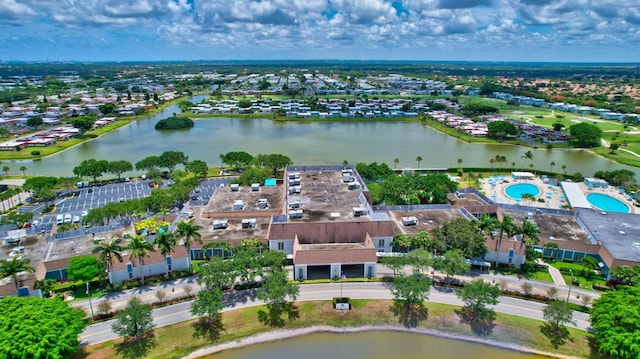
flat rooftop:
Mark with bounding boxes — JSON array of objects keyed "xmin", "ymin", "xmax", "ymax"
[
  {"xmin": 504, "ymin": 209, "xmax": 590, "ymax": 244},
  {"xmin": 186, "ymin": 205, "xmax": 270, "ymax": 246},
  {"xmin": 577, "ymin": 208, "xmax": 640, "ymax": 262},
  {"xmin": 204, "ymin": 184, "xmax": 284, "ymax": 214},
  {"xmin": 286, "ymin": 169, "xmax": 369, "ymax": 222},
  {"xmin": 387, "ymin": 208, "xmax": 465, "ymax": 235}
]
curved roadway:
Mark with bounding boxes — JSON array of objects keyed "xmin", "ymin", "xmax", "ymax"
[{"xmin": 79, "ymin": 282, "xmax": 591, "ymax": 346}]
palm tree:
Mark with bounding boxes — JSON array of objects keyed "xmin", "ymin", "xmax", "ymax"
[
  {"xmin": 496, "ymin": 215, "xmax": 516, "ymax": 265},
  {"xmin": 154, "ymin": 231, "xmax": 176, "ymax": 277},
  {"xmin": 521, "ymin": 150, "xmax": 533, "ymax": 170},
  {"xmin": 489, "ymin": 158, "xmax": 495, "ymax": 176},
  {"xmin": 477, "ymin": 214, "xmax": 497, "ymax": 262},
  {"xmin": 517, "ymin": 219, "xmax": 540, "ymax": 258},
  {"xmin": 176, "ymin": 219, "xmax": 203, "ymax": 273},
  {"xmin": 19, "ymin": 166, "xmax": 26, "ymax": 176},
  {"xmin": 2, "ymin": 166, "xmax": 9, "ymax": 176},
  {"xmin": 550, "ymin": 161, "xmax": 556, "ymax": 173},
  {"xmin": 561, "ymin": 165, "xmax": 567, "ymax": 174},
  {"xmin": 415, "ymin": 155, "xmax": 423, "ymax": 168},
  {"xmin": 457, "ymin": 158, "xmax": 463, "ymax": 170},
  {"xmin": 393, "ymin": 158, "xmax": 400, "ymax": 169},
  {"xmin": 92, "ymin": 237, "xmax": 124, "ymax": 284},
  {"xmin": 0, "ymin": 257, "xmax": 35, "ymax": 292},
  {"xmin": 125, "ymin": 233, "xmax": 154, "ymax": 286}
]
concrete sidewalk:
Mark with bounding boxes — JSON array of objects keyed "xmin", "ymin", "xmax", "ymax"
[
  {"xmin": 72, "ymin": 263, "xmax": 599, "ymax": 318},
  {"xmin": 537, "ymin": 258, "xmax": 567, "ymax": 285}
]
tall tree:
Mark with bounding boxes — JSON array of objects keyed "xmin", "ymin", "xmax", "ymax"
[
  {"xmin": 252, "ymin": 153, "xmax": 293, "ymax": 177},
  {"xmin": 0, "ymin": 297, "xmax": 87, "ymax": 359},
  {"xmin": 159, "ymin": 151, "xmax": 188, "ymax": 172},
  {"xmin": 66, "ymin": 255, "xmax": 101, "ymax": 283},
  {"xmin": 0, "ymin": 256, "xmax": 35, "ymax": 292},
  {"xmin": 393, "ymin": 158, "xmax": 400, "ymax": 169},
  {"xmin": 108, "ymin": 160, "xmax": 133, "ymax": 181},
  {"xmin": 521, "ymin": 150, "xmax": 533, "ymax": 170},
  {"xmin": 112, "ymin": 297, "xmax": 156, "ymax": 358},
  {"xmin": 154, "ymin": 231, "xmax": 176, "ymax": 277},
  {"xmin": 415, "ymin": 155, "xmax": 423, "ymax": 168},
  {"xmin": 257, "ymin": 251, "xmax": 299, "ymax": 327},
  {"xmin": 517, "ymin": 218, "xmax": 540, "ymax": 257},
  {"xmin": 477, "ymin": 214, "xmax": 497, "ymax": 263},
  {"xmin": 569, "ymin": 122, "xmax": 602, "ymax": 147},
  {"xmin": 125, "ymin": 234, "xmax": 154, "ymax": 286},
  {"xmin": 542, "ymin": 300, "xmax": 575, "ymax": 349},
  {"xmin": 495, "ymin": 214, "xmax": 516, "ymax": 263},
  {"xmin": 175, "ymin": 219, "xmax": 203, "ymax": 273},
  {"xmin": 19, "ymin": 165, "xmax": 26, "ymax": 176},
  {"xmin": 434, "ymin": 249, "xmax": 470, "ymax": 284},
  {"xmin": 185, "ymin": 160, "xmax": 209, "ymax": 178},
  {"xmin": 92, "ymin": 237, "xmax": 123, "ymax": 284},
  {"xmin": 457, "ymin": 279, "xmax": 501, "ymax": 335},
  {"xmin": 590, "ymin": 285, "xmax": 640, "ymax": 359},
  {"xmin": 191, "ymin": 287, "xmax": 225, "ymax": 341},
  {"xmin": 457, "ymin": 158, "xmax": 463, "ymax": 170}
]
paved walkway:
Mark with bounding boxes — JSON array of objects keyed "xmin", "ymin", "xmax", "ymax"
[
  {"xmin": 72, "ymin": 264, "xmax": 599, "ymax": 317},
  {"xmin": 536, "ymin": 258, "xmax": 566, "ymax": 285}
]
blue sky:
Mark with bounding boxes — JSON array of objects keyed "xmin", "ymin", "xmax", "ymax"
[{"xmin": 0, "ymin": 0, "xmax": 639, "ymax": 62}]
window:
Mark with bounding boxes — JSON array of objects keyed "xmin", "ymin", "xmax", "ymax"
[
  {"xmin": 378, "ymin": 239, "xmax": 385, "ymax": 247},
  {"xmin": 128, "ymin": 272, "xmax": 133, "ymax": 279},
  {"xmin": 126, "ymin": 263, "xmax": 133, "ymax": 273},
  {"xmin": 277, "ymin": 242, "xmax": 284, "ymax": 251},
  {"xmin": 167, "ymin": 256, "xmax": 172, "ymax": 272}
]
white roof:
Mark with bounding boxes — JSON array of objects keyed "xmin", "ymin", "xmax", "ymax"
[
  {"xmin": 512, "ymin": 171, "xmax": 535, "ymax": 177},
  {"xmin": 560, "ymin": 182, "xmax": 591, "ymax": 209}
]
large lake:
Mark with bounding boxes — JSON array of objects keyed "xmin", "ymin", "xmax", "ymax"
[
  {"xmin": 12, "ymin": 96, "xmax": 639, "ymax": 177},
  {"xmin": 203, "ymin": 331, "xmax": 549, "ymax": 359}
]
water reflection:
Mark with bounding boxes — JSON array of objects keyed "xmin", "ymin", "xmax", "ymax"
[
  {"xmin": 14, "ymin": 96, "xmax": 638, "ymax": 178},
  {"xmin": 203, "ymin": 331, "xmax": 550, "ymax": 359}
]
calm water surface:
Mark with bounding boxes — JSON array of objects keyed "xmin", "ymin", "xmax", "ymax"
[
  {"xmin": 12, "ymin": 96, "xmax": 639, "ymax": 177},
  {"xmin": 204, "ymin": 331, "xmax": 549, "ymax": 359}
]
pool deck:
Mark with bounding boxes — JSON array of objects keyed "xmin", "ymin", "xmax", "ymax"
[{"xmin": 480, "ymin": 175, "xmax": 637, "ymax": 214}]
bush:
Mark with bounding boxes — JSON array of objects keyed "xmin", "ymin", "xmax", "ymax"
[
  {"xmin": 30, "ymin": 150, "xmax": 40, "ymax": 156},
  {"xmin": 562, "ymin": 258, "xmax": 574, "ymax": 263},
  {"xmin": 593, "ymin": 284, "xmax": 613, "ymax": 292}
]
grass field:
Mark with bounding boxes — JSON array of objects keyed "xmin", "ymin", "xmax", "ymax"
[
  {"xmin": 550, "ymin": 262, "xmax": 607, "ymax": 289},
  {"xmin": 74, "ymin": 299, "xmax": 597, "ymax": 359}
]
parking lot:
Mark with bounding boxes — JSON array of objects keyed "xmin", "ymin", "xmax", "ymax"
[{"xmin": 16, "ymin": 177, "xmax": 233, "ymax": 228}]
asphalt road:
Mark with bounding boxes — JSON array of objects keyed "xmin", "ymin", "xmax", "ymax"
[{"xmin": 79, "ymin": 282, "xmax": 591, "ymax": 347}]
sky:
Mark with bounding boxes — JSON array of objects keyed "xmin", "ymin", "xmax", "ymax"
[{"xmin": 0, "ymin": 0, "xmax": 639, "ymax": 62}]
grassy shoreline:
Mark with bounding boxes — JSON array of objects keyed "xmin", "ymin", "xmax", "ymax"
[
  {"xmin": 0, "ymin": 96, "xmax": 191, "ymax": 161},
  {"xmin": 76, "ymin": 299, "xmax": 594, "ymax": 359},
  {"xmin": 4, "ymin": 103, "xmax": 638, "ymax": 170}
]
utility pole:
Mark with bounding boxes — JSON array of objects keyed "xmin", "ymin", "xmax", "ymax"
[
  {"xmin": 86, "ymin": 282, "xmax": 94, "ymax": 318},
  {"xmin": 565, "ymin": 269, "xmax": 574, "ymax": 303}
]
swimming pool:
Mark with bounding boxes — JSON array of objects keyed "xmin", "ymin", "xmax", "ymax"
[
  {"xmin": 505, "ymin": 183, "xmax": 541, "ymax": 199},
  {"xmin": 586, "ymin": 193, "xmax": 630, "ymax": 213}
]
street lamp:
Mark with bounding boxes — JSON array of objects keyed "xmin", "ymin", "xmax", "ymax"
[
  {"xmin": 86, "ymin": 282, "xmax": 94, "ymax": 318},
  {"xmin": 566, "ymin": 269, "xmax": 574, "ymax": 303}
]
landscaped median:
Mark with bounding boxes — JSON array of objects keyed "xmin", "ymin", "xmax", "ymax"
[{"xmin": 75, "ymin": 299, "xmax": 592, "ymax": 359}]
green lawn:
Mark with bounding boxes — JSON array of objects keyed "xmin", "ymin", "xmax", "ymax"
[
  {"xmin": 550, "ymin": 261, "xmax": 607, "ymax": 289},
  {"xmin": 75, "ymin": 299, "xmax": 596, "ymax": 359}
]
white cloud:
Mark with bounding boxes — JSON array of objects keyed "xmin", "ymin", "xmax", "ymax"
[{"xmin": 0, "ymin": 0, "xmax": 639, "ymax": 61}]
